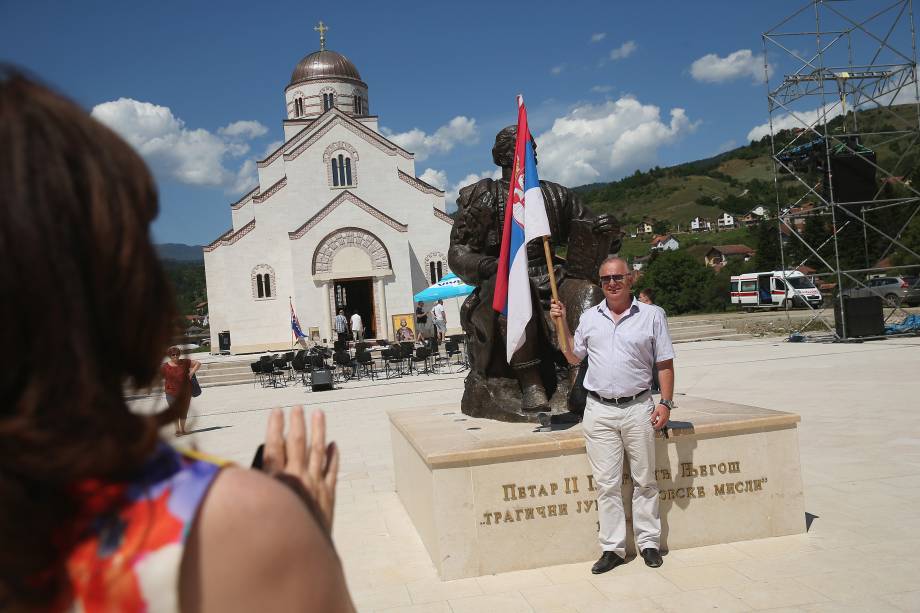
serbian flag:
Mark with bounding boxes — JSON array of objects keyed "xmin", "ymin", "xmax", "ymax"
[
  {"xmin": 290, "ymin": 298, "xmax": 308, "ymax": 348},
  {"xmin": 492, "ymin": 95, "xmax": 552, "ymax": 362}
]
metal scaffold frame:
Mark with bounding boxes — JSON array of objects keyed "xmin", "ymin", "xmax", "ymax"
[{"xmin": 762, "ymin": 0, "xmax": 920, "ymax": 340}]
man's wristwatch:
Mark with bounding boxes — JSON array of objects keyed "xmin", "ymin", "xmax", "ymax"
[{"xmin": 658, "ymin": 398, "xmax": 675, "ymax": 411}]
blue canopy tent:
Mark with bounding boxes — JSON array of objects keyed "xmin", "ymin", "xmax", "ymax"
[{"xmin": 413, "ymin": 272, "xmax": 474, "ymax": 302}]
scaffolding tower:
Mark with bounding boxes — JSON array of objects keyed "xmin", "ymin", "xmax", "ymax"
[{"xmin": 763, "ymin": 0, "xmax": 920, "ymax": 340}]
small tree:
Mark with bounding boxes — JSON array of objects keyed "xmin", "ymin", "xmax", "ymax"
[
  {"xmin": 652, "ymin": 219, "xmax": 671, "ymax": 235},
  {"xmin": 754, "ymin": 220, "xmax": 782, "ymax": 270},
  {"xmin": 637, "ymin": 250, "xmax": 717, "ymax": 315}
]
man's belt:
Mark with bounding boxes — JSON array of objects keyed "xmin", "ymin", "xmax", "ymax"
[{"xmin": 588, "ymin": 389, "xmax": 649, "ymax": 406}]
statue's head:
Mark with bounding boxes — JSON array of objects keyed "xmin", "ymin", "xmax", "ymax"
[{"xmin": 492, "ymin": 125, "xmax": 537, "ymax": 168}]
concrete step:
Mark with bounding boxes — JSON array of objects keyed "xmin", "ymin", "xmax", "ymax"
[
  {"xmin": 196, "ymin": 371, "xmax": 256, "ymax": 385},
  {"xmin": 668, "ymin": 319, "xmax": 726, "ymax": 329},
  {"xmin": 673, "ymin": 332, "xmax": 752, "ymax": 344}
]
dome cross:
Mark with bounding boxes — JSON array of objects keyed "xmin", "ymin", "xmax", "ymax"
[{"xmin": 314, "ymin": 21, "xmax": 328, "ymax": 51}]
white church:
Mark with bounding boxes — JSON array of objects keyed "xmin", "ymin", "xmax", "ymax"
[{"xmin": 204, "ymin": 26, "xmax": 458, "ymax": 354}]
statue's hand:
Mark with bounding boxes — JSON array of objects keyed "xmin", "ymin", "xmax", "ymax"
[
  {"xmin": 478, "ymin": 257, "xmax": 498, "ymax": 280},
  {"xmin": 592, "ymin": 214, "xmax": 620, "ymax": 235}
]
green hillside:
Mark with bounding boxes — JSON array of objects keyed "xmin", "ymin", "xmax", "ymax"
[{"xmin": 575, "ymin": 103, "xmax": 920, "ymax": 230}]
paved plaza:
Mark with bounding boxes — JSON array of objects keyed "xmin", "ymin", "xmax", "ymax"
[{"xmin": 135, "ymin": 337, "xmax": 920, "ymax": 612}]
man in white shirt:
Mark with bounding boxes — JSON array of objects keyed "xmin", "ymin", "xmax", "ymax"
[
  {"xmin": 350, "ymin": 311, "xmax": 363, "ymax": 342},
  {"xmin": 431, "ymin": 299, "xmax": 447, "ymax": 342},
  {"xmin": 550, "ymin": 256, "xmax": 675, "ymax": 574}
]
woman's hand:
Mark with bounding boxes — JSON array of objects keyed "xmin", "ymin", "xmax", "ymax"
[{"xmin": 262, "ymin": 407, "xmax": 340, "ymax": 534}]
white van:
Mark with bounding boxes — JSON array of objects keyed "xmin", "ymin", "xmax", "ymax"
[{"xmin": 730, "ymin": 270, "xmax": 823, "ymax": 310}]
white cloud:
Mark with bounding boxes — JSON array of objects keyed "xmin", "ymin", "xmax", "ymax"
[
  {"xmin": 534, "ymin": 97, "xmax": 697, "ymax": 186},
  {"xmin": 422, "ymin": 167, "xmax": 501, "ymax": 209},
  {"xmin": 610, "ymin": 40, "xmax": 637, "ymax": 60},
  {"xmin": 218, "ymin": 120, "xmax": 268, "ymax": 140},
  {"xmin": 551, "ymin": 64, "xmax": 566, "ymax": 76},
  {"xmin": 591, "ymin": 85, "xmax": 615, "ymax": 94},
  {"xmin": 590, "ymin": 32, "xmax": 607, "ymax": 43},
  {"xmin": 91, "ymin": 98, "xmax": 269, "ymax": 193},
  {"xmin": 382, "ymin": 116, "xmax": 479, "ymax": 161},
  {"xmin": 690, "ymin": 49, "xmax": 771, "ymax": 83},
  {"xmin": 229, "ymin": 159, "xmax": 258, "ymax": 194},
  {"xmin": 419, "ymin": 168, "xmax": 447, "ymax": 190},
  {"xmin": 261, "ymin": 140, "xmax": 283, "ymax": 158}
]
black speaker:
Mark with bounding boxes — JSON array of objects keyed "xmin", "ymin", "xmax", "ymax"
[
  {"xmin": 835, "ymin": 295, "xmax": 885, "ymax": 338},
  {"xmin": 218, "ymin": 331, "xmax": 231, "ymax": 352},
  {"xmin": 822, "ymin": 149, "xmax": 877, "ymax": 205},
  {"xmin": 310, "ymin": 369, "xmax": 334, "ymax": 391}
]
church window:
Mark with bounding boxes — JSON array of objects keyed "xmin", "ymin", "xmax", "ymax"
[
  {"xmin": 324, "ymin": 142, "xmax": 358, "ymax": 188},
  {"xmin": 323, "ymin": 92, "xmax": 335, "ymax": 111},
  {"xmin": 353, "ymin": 95, "xmax": 364, "ymax": 115},
  {"xmin": 330, "ymin": 154, "xmax": 353, "ymax": 187},
  {"xmin": 294, "ymin": 98, "xmax": 304, "ymax": 117},
  {"xmin": 429, "ymin": 260, "xmax": 443, "ymax": 284},
  {"xmin": 252, "ymin": 265, "xmax": 276, "ymax": 301}
]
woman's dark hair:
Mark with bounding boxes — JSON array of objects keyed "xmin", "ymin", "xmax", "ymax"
[{"xmin": 0, "ymin": 70, "xmax": 180, "ymax": 607}]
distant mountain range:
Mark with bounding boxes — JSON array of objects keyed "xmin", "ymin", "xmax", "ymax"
[{"xmin": 156, "ymin": 243, "xmax": 204, "ymax": 263}]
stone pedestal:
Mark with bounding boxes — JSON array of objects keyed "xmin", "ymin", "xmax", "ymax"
[{"xmin": 390, "ymin": 395, "xmax": 805, "ymax": 580}]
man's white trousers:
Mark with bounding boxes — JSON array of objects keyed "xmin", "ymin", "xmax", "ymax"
[{"xmin": 582, "ymin": 394, "xmax": 660, "ymax": 556}]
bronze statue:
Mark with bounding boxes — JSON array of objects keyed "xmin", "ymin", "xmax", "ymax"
[{"xmin": 448, "ymin": 126, "xmax": 622, "ymax": 422}]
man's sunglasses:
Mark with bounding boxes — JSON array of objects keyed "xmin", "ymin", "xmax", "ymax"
[{"xmin": 599, "ymin": 274, "xmax": 628, "ymax": 284}]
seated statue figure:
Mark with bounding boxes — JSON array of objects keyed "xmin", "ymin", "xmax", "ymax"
[{"xmin": 448, "ymin": 126, "xmax": 622, "ymax": 421}]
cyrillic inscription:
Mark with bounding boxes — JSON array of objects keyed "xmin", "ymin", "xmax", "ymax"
[{"xmin": 479, "ymin": 459, "xmax": 767, "ymax": 527}]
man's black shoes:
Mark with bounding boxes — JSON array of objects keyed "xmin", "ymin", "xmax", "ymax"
[
  {"xmin": 640, "ymin": 548, "xmax": 663, "ymax": 568},
  {"xmin": 591, "ymin": 551, "xmax": 625, "ymax": 574}
]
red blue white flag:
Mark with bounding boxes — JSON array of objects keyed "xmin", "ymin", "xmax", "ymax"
[
  {"xmin": 290, "ymin": 298, "xmax": 307, "ymax": 343},
  {"xmin": 492, "ymin": 96, "xmax": 552, "ymax": 362}
]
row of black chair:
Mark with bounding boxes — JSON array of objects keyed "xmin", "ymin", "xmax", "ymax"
[{"xmin": 250, "ymin": 335, "xmax": 469, "ymax": 389}]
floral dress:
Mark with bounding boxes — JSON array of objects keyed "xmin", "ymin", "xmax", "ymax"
[{"xmin": 60, "ymin": 444, "xmax": 225, "ymax": 612}]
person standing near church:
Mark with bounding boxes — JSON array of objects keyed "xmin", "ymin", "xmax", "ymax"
[
  {"xmin": 415, "ymin": 301, "xmax": 428, "ymax": 343},
  {"xmin": 431, "ymin": 299, "xmax": 447, "ymax": 342},
  {"xmin": 550, "ymin": 256, "xmax": 675, "ymax": 574},
  {"xmin": 334, "ymin": 309, "xmax": 349, "ymax": 344},
  {"xmin": 350, "ymin": 311, "xmax": 363, "ymax": 342}
]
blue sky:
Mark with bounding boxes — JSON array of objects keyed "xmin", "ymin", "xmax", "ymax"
[{"xmin": 1, "ymin": 0, "xmax": 837, "ymax": 244}]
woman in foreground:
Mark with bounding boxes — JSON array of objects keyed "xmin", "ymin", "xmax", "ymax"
[{"xmin": 0, "ymin": 70, "xmax": 354, "ymax": 612}]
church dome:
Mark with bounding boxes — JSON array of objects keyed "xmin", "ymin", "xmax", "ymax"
[{"xmin": 290, "ymin": 50, "xmax": 363, "ymax": 85}]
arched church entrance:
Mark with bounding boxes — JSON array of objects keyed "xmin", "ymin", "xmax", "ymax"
[{"xmin": 313, "ymin": 228, "xmax": 392, "ymax": 339}]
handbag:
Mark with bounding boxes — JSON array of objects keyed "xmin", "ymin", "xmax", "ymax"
[{"xmin": 190, "ymin": 374, "xmax": 202, "ymax": 397}]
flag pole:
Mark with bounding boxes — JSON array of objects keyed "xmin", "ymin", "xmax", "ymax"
[{"xmin": 542, "ymin": 237, "xmax": 567, "ymax": 352}]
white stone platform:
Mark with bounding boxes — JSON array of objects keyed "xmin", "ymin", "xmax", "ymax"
[
  {"xmin": 132, "ymin": 335, "xmax": 920, "ymax": 612},
  {"xmin": 391, "ymin": 397, "xmax": 804, "ymax": 579}
]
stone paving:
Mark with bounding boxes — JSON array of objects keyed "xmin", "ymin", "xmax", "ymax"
[{"xmin": 134, "ymin": 336, "xmax": 920, "ymax": 612}]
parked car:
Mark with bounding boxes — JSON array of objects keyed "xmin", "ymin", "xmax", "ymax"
[{"xmin": 841, "ymin": 276, "xmax": 920, "ymax": 307}]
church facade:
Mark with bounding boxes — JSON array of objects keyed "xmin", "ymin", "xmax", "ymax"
[{"xmin": 204, "ymin": 34, "xmax": 456, "ymax": 353}]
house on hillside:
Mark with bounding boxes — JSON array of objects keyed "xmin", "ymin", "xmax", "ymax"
[
  {"xmin": 650, "ymin": 234, "xmax": 679, "ymax": 251},
  {"xmin": 636, "ymin": 218, "xmax": 655, "ymax": 236},
  {"xmin": 785, "ymin": 202, "xmax": 816, "ymax": 233},
  {"xmin": 690, "ymin": 216, "xmax": 712, "ymax": 232},
  {"xmin": 716, "ymin": 212, "xmax": 737, "ymax": 230},
  {"xmin": 704, "ymin": 244, "xmax": 754, "ymax": 268},
  {"xmin": 632, "ymin": 255, "xmax": 651, "ymax": 271}
]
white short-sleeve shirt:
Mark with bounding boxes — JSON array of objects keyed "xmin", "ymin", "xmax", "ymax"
[
  {"xmin": 572, "ymin": 298, "xmax": 675, "ymax": 398},
  {"xmin": 350, "ymin": 313, "xmax": 363, "ymax": 331}
]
